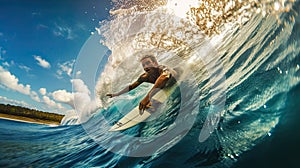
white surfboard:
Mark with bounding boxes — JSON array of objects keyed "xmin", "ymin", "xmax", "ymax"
[{"xmin": 109, "ymin": 88, "xmax": 173, "ymax": 132}]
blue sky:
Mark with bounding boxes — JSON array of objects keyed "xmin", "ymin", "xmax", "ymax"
[{"xmin": 0, "ymin": 0, "xmax": 111, "ymax": 114}]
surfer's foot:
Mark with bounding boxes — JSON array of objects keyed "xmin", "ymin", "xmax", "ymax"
[{"xmin": 139, "ymin": 109, "xmax": 144, "ymax": 115}]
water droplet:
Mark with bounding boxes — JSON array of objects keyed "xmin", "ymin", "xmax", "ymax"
[
  {"xmin": 277, "ymin": 67, "xmax": 282, "ymax": 74},
  {"xmin": 274, "ymin": 2, "xmax": 281, "ymax": 11},
  {"xmin": 227, "ymin": 154, "xmax": 234, "ymax": 159}
]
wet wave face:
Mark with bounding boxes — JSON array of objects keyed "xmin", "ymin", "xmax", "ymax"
[{"xmin": 58, "ymin": 0, "xmax": 300, "ymax": 167}]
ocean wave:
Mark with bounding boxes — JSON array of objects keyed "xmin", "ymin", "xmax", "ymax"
[{"xmin": 28, "ymin": 0, "xmax": 300, "ymax": 167}]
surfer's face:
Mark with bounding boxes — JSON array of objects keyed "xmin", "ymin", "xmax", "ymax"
[{"xmin": 141, "ymin": 58, "xmax": 158, "ymax": 72}]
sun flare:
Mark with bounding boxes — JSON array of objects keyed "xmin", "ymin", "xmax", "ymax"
[{"xmin": 166, "ymin": 0, "xmax": 199, "ymax": 19}]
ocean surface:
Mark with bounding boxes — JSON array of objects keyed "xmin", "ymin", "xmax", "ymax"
[{"xmin": 1, "ymin": 0, "xmax": 300, "ymax": 167}]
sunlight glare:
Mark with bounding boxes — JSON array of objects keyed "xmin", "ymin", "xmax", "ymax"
[{"xmin": 166, "ymin": 0, "xmax": 199, "ymax": 19}]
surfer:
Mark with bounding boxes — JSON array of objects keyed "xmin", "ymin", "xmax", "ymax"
[{"xmin": 106, "ymin": 55, "xmax": 178, "ymax": 114}]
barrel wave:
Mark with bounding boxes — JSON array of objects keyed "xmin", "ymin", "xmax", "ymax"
[{"xmin": 1, "ymin": 0, "xmax": 299, "ymax": 167}]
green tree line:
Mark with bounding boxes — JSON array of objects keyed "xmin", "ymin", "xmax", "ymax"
[{"xmin": 0, "ymin": 104, "xmax": 64, "ymax": 122}]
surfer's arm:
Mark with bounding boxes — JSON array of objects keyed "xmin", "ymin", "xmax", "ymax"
[
  {"xmin": 139, "ymin": 71, "xmax": 170, "ymax": 111},
  {"xmin": 106, "ymin": 81, "xmax": 142, "ymax": 98}
]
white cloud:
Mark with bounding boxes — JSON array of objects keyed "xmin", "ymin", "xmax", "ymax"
[
  {"xmin": 0, "ymin": 66, "xmax": 31, "ymax": 95},
  {"xmin": 37, "ymin": 89, "xmax": 67, "ymax": 111},
  {"xmin": 0, "ymin": 66, "xmax": 70, "ymax": 113},
  {"xmin": 42, "ymin": 95, "xmax": 63, "ymax": 109},
  {"xmin": 51, "ymin": 79, "xmax": 102, "ymax": 123},
  {"xmin": 19, "ymin": 65, "xmax": 31, "ymax": 72},
  {"xmin": 52, "ymin": 89, "xmax": 74, "ymax": 108},
  {"xmin": 2, "ymin": 60, "xmax": 14, "ymax": 67},
  {"xmin": 56, "ymin": 60, "xmax": 75, "ymax": 78},
  {"xmin": 51, "ymin": 79, "xmax": 91, "ymax": 109},
  {"xmin": 36, "ymin": 24, "xmax": 49, "ymax": 30},
  {"xmin": 2, "ymin": 62, "xmax": 10, "ymax": 67},
  {"xmin": 39, "ymin": 88, "xmax": 47, "ymax": 95},
  {"xmin": 53, "ymin": 24, "xmax": 75, "ymax": 40},
  {"xmin": 2, "ymin": 61, "xmax": 31, "ymax": 74},
  {"xmin": 42, "ymin": 95, "xmax": 56, "ymax": 107},
  {"xmin": 71, "ymin": 79, "xmax": 90, "ymax": 95},
  {"xmin": 0, "ymin": 66, "xmax": 41, "ymax": 103},
  {"xmin": 0, "ymin": 95, "xmax": 31, "ymax": 108},
  {"xmin": 30, "ymin": 91, "xmax": 40, "ymax": 102},
  {"xmin": 34, "ymin": 55, "xmax": 51, "ymax": 69},
  {"xmin": 76, "ymin": 71, "xmax": 82, "ymax": 77}
]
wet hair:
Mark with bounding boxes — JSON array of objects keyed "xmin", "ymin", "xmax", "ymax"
[{"xmin": 140, "ymin": 55, "xmax": 158, "ymax": 64}]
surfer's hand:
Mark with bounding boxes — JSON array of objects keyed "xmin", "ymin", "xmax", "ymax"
[
  {"xmin": 106, "ymin": 93, "xmax": 115, "ymax": 98},
  {"xmin": 139, "ymin": 96, "xmax": 150, "ymax": 115}
]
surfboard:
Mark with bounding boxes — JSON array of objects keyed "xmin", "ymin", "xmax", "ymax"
[{"xmin": 109, "ymin": 88, "xmax": 173, "ymax": 132}]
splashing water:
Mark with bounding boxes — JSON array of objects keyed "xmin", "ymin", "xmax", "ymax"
[{"xmin": 52, "ymin": 0, "xmax": 299, "ymax": 167}]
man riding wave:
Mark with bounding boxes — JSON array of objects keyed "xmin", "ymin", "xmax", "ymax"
[{"xmin": 106, "ymin": 55, "xmax": 179, "ymax": 114}]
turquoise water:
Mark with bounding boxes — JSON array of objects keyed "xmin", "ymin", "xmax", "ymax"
[{"xmin": 1, "ymin": 0, "xmax": 300, "ymax": 167}]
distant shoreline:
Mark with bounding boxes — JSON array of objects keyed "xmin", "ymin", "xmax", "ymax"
[
  {"xmin": 0, "ymin": 113, "xmax": 61, "ymax": 125},
  {"xmin": 0, "ymin": 104, "xmax": 64, "ymax": 125}
]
